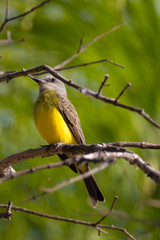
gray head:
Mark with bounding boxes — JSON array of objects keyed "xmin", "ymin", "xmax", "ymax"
[{"xmin": 31, "ymin": 75, "xmax": 67, "ymax": 96}]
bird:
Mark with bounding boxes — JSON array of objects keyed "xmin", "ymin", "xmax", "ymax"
[{"xmin": 31, "ymin": 75, "xmax": 105, "ymax": 207}]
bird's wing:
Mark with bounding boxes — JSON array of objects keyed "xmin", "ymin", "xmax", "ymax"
[{"xmin": 57, "ymin": 93, "xmax": 86, "ymax": 144}]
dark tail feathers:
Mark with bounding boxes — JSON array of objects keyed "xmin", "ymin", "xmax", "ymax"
[
  {"xmin": 58, "ymin": 154, "xmax": 105, "ymax": 207},
  {"xmin": 79, "ymin": 170, "xmax": 105, "ymax": 207}
]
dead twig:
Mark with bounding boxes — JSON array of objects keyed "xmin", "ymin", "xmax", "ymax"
[
  {"xmin": 109, "ymin": 141, "xmax": 160, "ymax": 149},
  {"xmin": 0, "ymin": 64, "xmax": 159, "ymax": 129},
  {"xmin": 0, "ymin": 201, "xmax": 13, "ymax": 220},
  {"xmin": 0, "ymin": 143, "xmax": 160, "ymax": 185},
  {"xmin": 0, "ymin": 202, "xmax": 136, "ymax": 240},
  {"xmin": 97, "ymin": 74, "xmax": 109, "ymax": 96},
  {"xmin": 95, "ymin": 196, "xmax": 118, "ymax": 225},
  {"xmin": 24, "ymin": 159, "xmax": 113, "ymax": 202},
  {"xmin": 56, "ymin": 59, "xmax": 125, "ymax": 71},
  {"xmin": 0, "ymin": 0, "xmax": 50, "ymax": 33},
  {"xmin": 115, "ymin": 82, "xmax": 132, "ymax": 103},
  {"xmin": 54, "ymin": 22, "xmax": 125, "ymax": 69}
]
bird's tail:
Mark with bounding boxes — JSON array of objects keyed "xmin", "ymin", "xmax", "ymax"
[
  {"xmin": 58, "ymin": 154, "xmax": 105, "ymax": 207},
  {"xmin": 79, "ymin": 169, "xmax": 105, "ymax": 207}
]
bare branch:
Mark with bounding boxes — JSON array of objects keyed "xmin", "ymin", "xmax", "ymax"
[
  {"xmin": 97, "ymin": 74, "xmax": 109, "ymax": 96},
  {"xmin": 5, "ymin": 0, "xmax": 10, "ymax": 21},
  {"xmin": 0, "ymin": 143, "xmax": 160, "ymax": 185},
  {"xmin": 0, "ymin": 161, "xmax": 64, "ymax": 184},
  {"xmin": 99, "ymin": 225, "xmax": 136, "ymax": 240},
  {"xmin": 0, "ymin": 57, "xmax": 124, "ymax": 76},
  {"xmin": 109, "ymin": 141, "xmax": 160, "ymax": 149},
  {"xmin": 95, "ymin": 196, "xmax": 118, "ymax": 225},
  {"xmin": 54, "ymin": 22, "xmax": 125, "ymax": 69},
  {"xmin": 0, "ymin": 203, "xmax": 136, "ymax": 240},
  {"xmin": 10, "ymin": 57, "xmax": 124, "ymax": 76},
  {"xmin": 95, "ymin": 226, "xmax": 108, "ymax": 236},
  {"xmin": 0, "ymin": 0, "xmax": 50, "ymax": 33},
  {"xmin": 41, "ymin": 161, "xmax": 111, "ymax": 193},
  {"xmin": 6, "ymin": 201, "xmax": 13, "ymax": 221},
  {"xmin": 0, "ymin": 142, "xmax": 130, "ymax": 173},
  {"xmin": 0, "ymin": 201, "xmax": 12, "ymax": 220},
  {"xmin": 25, "ymin": 160, "xmax": 113, "ymax": 202},
  {"xmin": 0, "ymin": 70, "xmax": 15, "ymax": 75},
  {"xmin": 115, "ymin": 82, "xmax": 132, "ymax": 103},
  {"xmin": 0, "ymin": 64, "xmax": 159, "ymax": 129},
  {"xmin": 56, "ymin": 59, "xmax": 125, "ymax": 71},
  {"xmin": 77, "ymin": 32, "xmax": 85, "ymax": 53}
]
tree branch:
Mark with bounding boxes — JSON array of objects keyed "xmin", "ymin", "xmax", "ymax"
[
  {"xmin": 96, "ymin": 74, "xmax": 109, "ymax": 96},
  {"xmin": 115, "ymin": 82, "xmax": 132, "ymax": 103},
  {"xmin": 0, "ymin": 201, "xmax": 136, "ymax": 240},
  {"xmin": 54, "ymin": 22, "xmax": 125, "ymax": 69},
  {"xmin": 0, "ymin": 143, "xmax": 160, "ymax": 185},
  {"xmin": 0, "ymin": 0, "xmax": 50, "ymax": 33},
  {"xmin": 56, "ymin": 58, "xmax": 125, "ymax": 71},
  {"xmin": 0, "ymin": 64, "xmax": 159, "ymax": 129},
  {"xmin": 109, "ymin": 141, "xmax": 160, "ymax": 149},
  {"xmin": 24, "ymin": 160, "xmax": 113, "ymax": 202},
  {"xmin": 95, "ymin": 196, "xmax": 118, "ymax": 225}
]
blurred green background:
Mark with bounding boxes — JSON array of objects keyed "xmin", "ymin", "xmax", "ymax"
[{"xmin": 0, "ymin": 0, "xmax": 160, "ymax": 239}]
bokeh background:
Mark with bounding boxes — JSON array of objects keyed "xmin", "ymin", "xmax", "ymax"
[{"xmin": 0, "ymin": 0, "xmax": 160, "ymax": 239}]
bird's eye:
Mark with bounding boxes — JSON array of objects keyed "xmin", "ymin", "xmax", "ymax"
[{"xmin": 51, "ymin": 78, "xmax": 56, "ymax": 83}]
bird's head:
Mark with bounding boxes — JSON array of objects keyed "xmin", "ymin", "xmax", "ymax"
[{"xmin": 30, "ymin": 75, "xmax": 67, "ymax": 96}]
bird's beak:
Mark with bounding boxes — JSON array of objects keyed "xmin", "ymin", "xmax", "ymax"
[{"xmin": 29, "ymin": 76, "xmax": 46, "ymax": 85}]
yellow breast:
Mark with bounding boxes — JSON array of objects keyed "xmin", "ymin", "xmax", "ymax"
[{"xmin": 34, "ymin": 90, "xmax": 77, "ymax": 145}]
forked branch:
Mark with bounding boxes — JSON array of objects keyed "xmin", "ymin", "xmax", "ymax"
[
  {"xmin": 0, "ymin": 65, "xmax": 159, "ymax": 129},
  {"xmin": 0, "ymin": 0, "xmax": 50, "ymax": 33},
  {"xmin": 0, "ymin": 143, "xmax": 160, "ymax": 185},
  {"xmin": 0, "ymin": 200, "xmax": 136, "ymax": 240}
]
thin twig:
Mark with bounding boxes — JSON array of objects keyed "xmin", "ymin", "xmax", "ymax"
[
  {"xmin": 99, "ymin": 224, "xmax": 136, "ymax": 240},
  {"xmin": 56, "ymin": 59, "xmax": 125, "ymax": 71},
  {"xmin": 95, "ymin": 226, "xmax": 108, "ymax": 236},
  {"xmin": 77, "ymin": 32, "xmax": 85, "ymax": 53},
  {"xmin": 0, "ymin": 143, "xmax": 160, "ymax": 185},
  {"xmin": 54, "ymin": 22, "xmax": 125, "ymax": 69},
  {"xmin": 97, "ymin": 74, "xmax": 109, "ymax": 96},
  {"xmin": 6, "ymin": 201, "xmax": 13, "ymax": 221},
  {"xmin": 24, "ymin": 160, "xmax": 113, "ymax": 202},
  {"xmin": 0, "ymin": 201, "xmax": 13, "ymax": 220},
  {"xmin": 0, "ymin": 203, "xmax": 135, "ymax": 240},
  {"xmin": 0, "ymin": 142, "xmax": 108, "ymax": 173},
  {"xmin": 115, "ymin": 82, "xmax": 132, "ymax": 103},
  {"xmin": 41, "ymin": 160, "xmax": 112, "ymax": 193},
  {"xmin": 95, "ymin": 196, "xmax": 118, "ymax": 225},
  {"xmin": 5, "ymin": 0, "xmax": 10, "ymax": 21},
  {"xmin": 0, "ymin": 58, "xmax": 124, "ymax": 76},
  {"xmin": 0, "ymin": 64, "xmax": 159, "ymax": 129},
  {"xmin": 0, "ymin": 142, "xmax": 132, "ymax": 173},
  {"xmin": 0, "ymin": 161, "xmax": 64, "ymax": 184},
  {"xmin": 0, "ymin": 0, "xmax": 50, "ymax": 33},
  {"xmin": 109, "ymin": 141, "xmax": 160, "ymax": 149}
]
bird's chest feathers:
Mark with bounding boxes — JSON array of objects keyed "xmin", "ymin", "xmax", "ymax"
[{"xmin": 34, "ymin": 91, "xmax": 76, "ymax": 144}]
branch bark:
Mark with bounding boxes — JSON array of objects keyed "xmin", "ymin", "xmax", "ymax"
[
  {"xmin": 0, "ymin": 64, "xmax": 159, "ymax": 129},
  {"xmin": 0, "ymin": 143, "xmax": 160, "ymax": 185},
  {"xmin": 0, "ymin": 0, "xmax": 50, "ymax": 33},
  {"xmin": 0, "ymin": 201, "xmax": 136, "ymax": 240}
]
